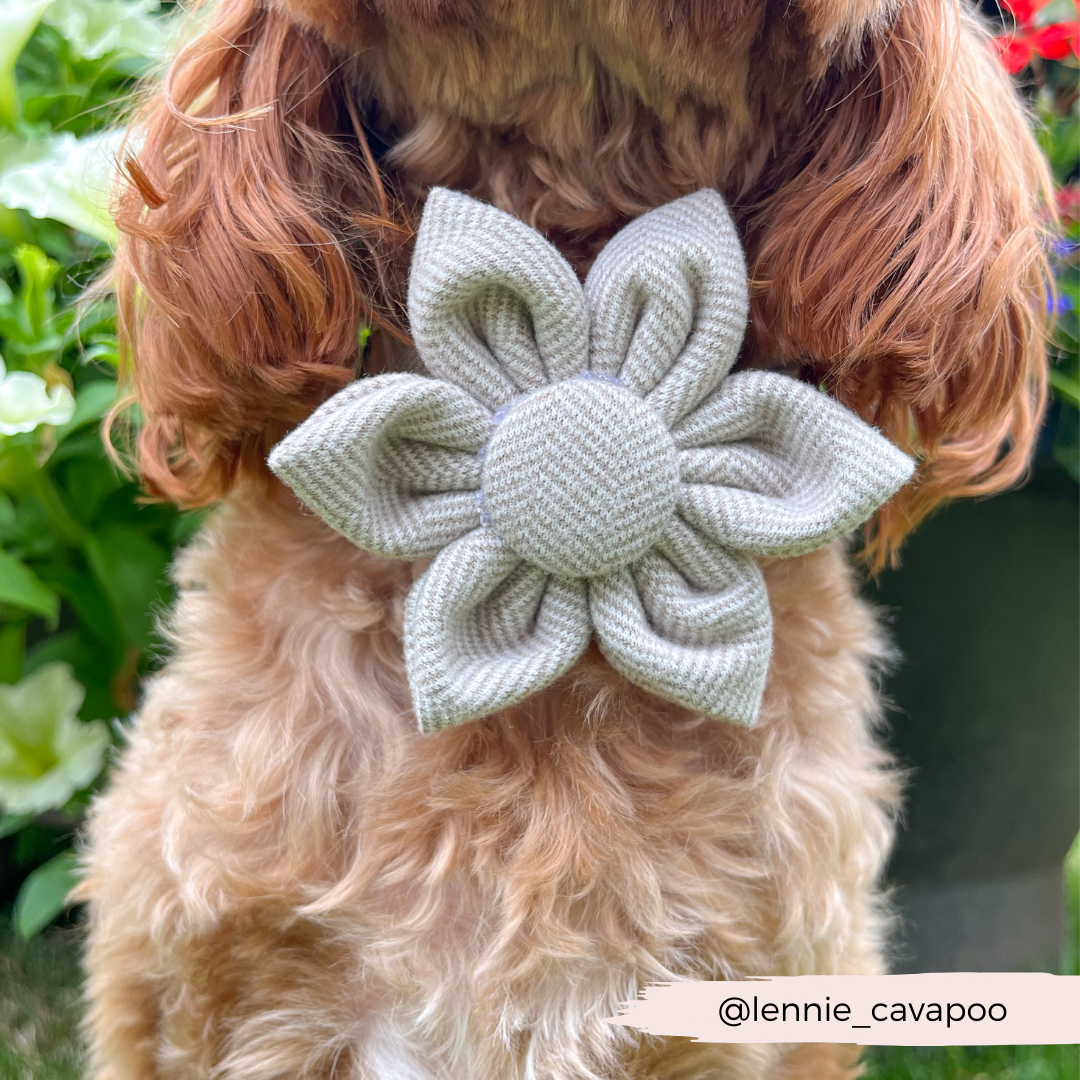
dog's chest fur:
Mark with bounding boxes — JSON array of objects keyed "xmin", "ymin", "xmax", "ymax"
[{"xmin": 86, "ymin": 483, "xmax": 897, "ymax": 1076}]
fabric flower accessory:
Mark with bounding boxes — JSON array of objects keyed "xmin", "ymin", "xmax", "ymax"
[{"xmin": 269, "ymin": 188, "xmax": 914, "ymax": 734}]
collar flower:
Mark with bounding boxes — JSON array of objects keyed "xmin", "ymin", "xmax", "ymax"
[{"xmin": 270, "ymin": 188, "xmax": 914, "ymax": 733}]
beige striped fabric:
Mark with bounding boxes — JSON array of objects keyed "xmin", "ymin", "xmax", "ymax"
[{"xmin": 269, "ymin": 187, "xmax": 915, "ymax": 733}]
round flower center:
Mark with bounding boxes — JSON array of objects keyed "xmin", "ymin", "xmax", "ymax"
[{"xmin": 481, "ymin": 376, "xmax": 679, "ymax": 578}]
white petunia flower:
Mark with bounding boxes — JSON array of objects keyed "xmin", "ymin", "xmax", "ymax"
[
  {"xmin": 0, "ymin": 663, "xmax": 109, "ymax": 815},
  {"xmin": 0, "ymin": 130, "xmax": 127, "ymax": 246},
  {"xmin": 0, "ymin": 355, "xmax": 76, "ymax": 435}
]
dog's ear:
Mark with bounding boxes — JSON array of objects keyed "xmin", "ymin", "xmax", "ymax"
[
  {"xmin": 114, "ymin": 0, "xmax": 410, "ymax": 505},
  {"xmin": 744, "ymin": 0, "xmax": 1052, "ymax": 569}
]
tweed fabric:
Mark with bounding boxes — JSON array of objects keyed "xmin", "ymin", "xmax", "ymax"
[
  {"xmin": 673, "ymin": 371, "xmax": 915, "ymax": 556},
  {"xmin": 408, "ymin": 188, "xmax": 589, "ymax": 410},
  {"xmin": 585, "ymin": 190, "xmax": 749, "ymax": 428},
  {"xmin": 268, "ymin": 373, "xmax": 490, "ymax": 559},
  {"xmin": 403, "ymin": 530, "xmax": 592, "ymax": 732},
  {"xmin": 269, "ymin": 187, "xmax": 915, "ymax": 733},
  {"xmin": 590, "ymin": 519, "xmax": 772, "ymax": 725},
  {"xmin": 482, "ymin": 376, "xmax": 680, "ymax": 578}
]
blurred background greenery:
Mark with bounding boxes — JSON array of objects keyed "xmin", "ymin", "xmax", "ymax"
[
  {"xmin": 0, "ymin": 0, "xmax": 1075, "ymax": 1076},
  {"xmin": 0, "ymin": 0, "xmax": 197, "ymax": 946}
]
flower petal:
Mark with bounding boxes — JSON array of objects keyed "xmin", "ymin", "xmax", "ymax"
[
  {"xmin": 992, "ymin": 33, "xmax": 1035, "ymax": 73},
  {"xmin": 0, "ymin": 370, "xmax": 75, "ymax": 434},
  {"xmin": 0, "ymin": 769, "xmax": 82, "ymax": 816},
  {"xmin": 590, "ymin": 517, "xmax": 772, "ymax": 725},
  {"xmin": 1029, "ymin": 21, "xmax": 1078, "ymax": 59},
  {"xmin": 409, "ymin": 187, "xmax": 590, "ymax": 410},
  {"xmin": 0, "ymin": 664, "xmax": 104, "ymax": 816},
  {"xmin": 585, "ymin": 189, "xmax": 749, "ymax": 428},
  {"xmin": 268, "ymin": 372, "xmax": 492, "ymax": 559},
  {"xmin": 404, "ymin": 529, "xmax": 590, "ymax": 732},
  {"xmin": 0, "ymin": 715, "xmax": 108, "ymax": 816},
  {"xmin": 673, "ymin": 371, "xmax": 915, "ymax": 557},
  {"xmin": 0, "ymin": 662, "xmax": 84, "ymax": 756}
]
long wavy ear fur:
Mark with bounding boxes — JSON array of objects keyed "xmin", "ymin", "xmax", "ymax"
[
  {"xmin": 117, "ymin": 0, "xmax": 1052, "ymax": 568},
  {"xmin": 745, "ymin": 0, "xmax": 1053, "ymax": 568},
  {"xmin": 114, "ymin": 0, "xmax": 411, "ymax": 504}
]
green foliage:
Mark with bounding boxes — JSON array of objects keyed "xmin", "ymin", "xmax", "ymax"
[
  {"xmin": 0, "ymin": 917, "xmax": 84, "ymax": 1079},
  {"xmin": 0, "ymin": 0, "xmax": 185, "ymax": 935},
  {"xmin": 13, "ymin": 848, "xmax": 77, "ymax": 938},
  {"xmin": 863, "ymin": 1044, "xmax": 1080, "ymax": 1080},
  {"xmin": 3, "ymin": 0, "xmax": 167, "ymax": 135},
  {"xmin": 1034, "ymin": 75, "xmax": 1080, "ymax": 479},
  {"xmin": 1064, "ymin": 832, "xmax": 1079, "ymax": 977},
  {"xmin": 0, "ymin": 8, "xmax": 1072, "ymax": 1079}
]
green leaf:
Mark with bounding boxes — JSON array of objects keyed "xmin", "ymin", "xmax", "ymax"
[
  {"xmin": 1049, "ymin": 366, "xmax": 1080, "ymax": 409},
  {"xmin": 83, "ymin": 523, "xmax": 169, "ymax": 647},
  {"xmin": 79, "ymin": 340, "xmax": 119, "ymax": 367},
  {"xmin": 12, "ymin": 243, "xmax": 58, "ymax": 343},
  {"xmin": 171, "ymin": 507, "xmax": 209, "ymax": 547},
  {"xmin": 1053, "ymin": 402, "xmax": 1080, "ymax": 482},
  {"xmin": 0, "ymin": 0, "xmax": 51, "ymax": 128},
  {"xmin": 25, "ymin": 628, "xmax": 117, "ymax": 725},
  {"xmin": 58, "ymin": 453, "xmax": 123, "ymax": 524},
  {"xmin": 1035, "ymin": 0, "xmax": 1078, "ymax": 26},
  {"xmin": 0, "ymin": 619, "xmax": 25, "ymax": 682},
  {"xmin": 23, "ymin": 628, "xmax": 80, "ymax": 675},
  {"xmin": 0, "ymin": 550, "xmax": 59, "ymax": 622},
  {"xmin": 38, "ymin": 564, "xmax": 123, "ymax": 650},
  {"xmin": 0, "ymin": 439, "xmax": 37, "ymax": 495},
  {"xmin": 0, "ymin": 441, "xmax": 88, "ymax": 545},
  {"xmin": 14, "ymin": 849, "xmax": 78, "ymax": 938},
  {"xmin": 0, "ymin": 809, "xmax": 34, "ymax": 837},
  {"xmin": 52, "ymin": 376, "xmax": 116, "ymax": 445},
  {"xmin": 0, "ymin": 490, "xmax": 16, "ymax": 533},
  {"xmin": 1064, "ymin": 832, "xmax": 1079, "ymax": 976}
]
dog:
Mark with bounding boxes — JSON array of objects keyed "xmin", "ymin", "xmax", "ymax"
[{"xmin": 81, "ymin": 0, "xmax": 1050, "ymax": 1076}]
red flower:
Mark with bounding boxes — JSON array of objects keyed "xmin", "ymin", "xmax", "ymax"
[
  {"xmin": 1029, "ymin": 21, "xmax": 1079, "ymax": 58},
  {"xmin": 994, "ymin": 34, "xmax": 1038, "ymax": 72},
  {"xmin": 1001, "ymin": 0, "xmax": 1042, "ymax": 21},
  {"xmin": 992, "ymin": 0, "xmax": 1079, "ymax": 73},
  {"xmin": 1057, "ymin": 185, "xmax": 1080, "ymax": 226}
]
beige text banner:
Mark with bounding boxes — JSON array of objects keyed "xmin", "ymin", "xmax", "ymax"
[{"xmin": 605, "ymin": 974, "xmax": 1080, "ymax": 1045}]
